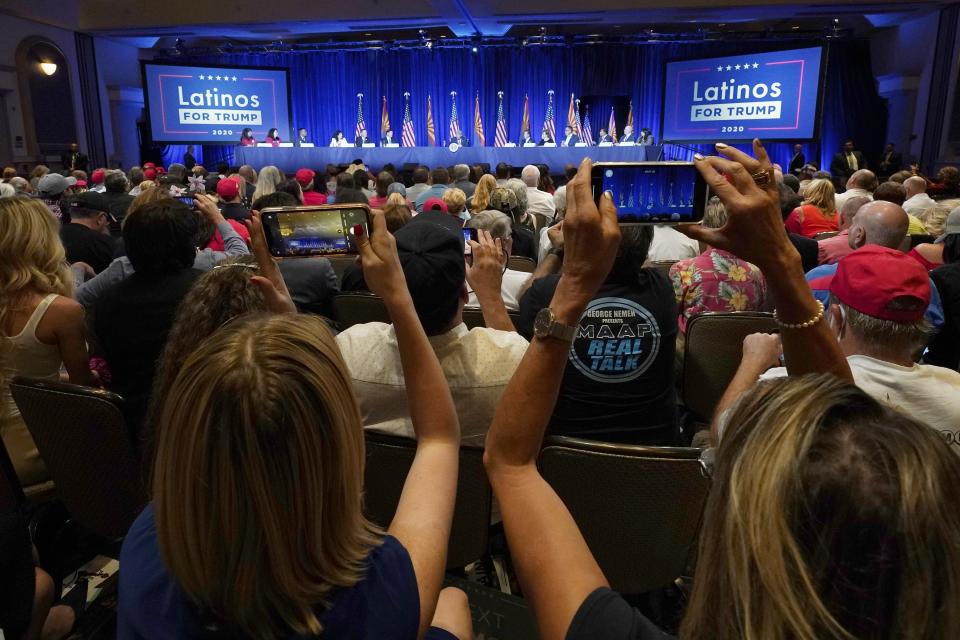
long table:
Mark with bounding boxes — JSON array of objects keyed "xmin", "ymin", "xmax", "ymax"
[{"xmin": 235, "ymin": 145, "xmax": 664, "ymax": 173}]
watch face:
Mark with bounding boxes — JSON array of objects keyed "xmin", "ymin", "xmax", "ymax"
[{"xmin": 534, "ymin": 307, "xmax": 554, "ymax": 338}]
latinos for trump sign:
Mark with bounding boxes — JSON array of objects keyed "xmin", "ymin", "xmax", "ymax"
[
  {"xmin": 661, "ymin": 46, "xmax": 823, "ymax": 142},
  {"xmin": 143, "ymin": 62, "xmax": 292, "ymax": 144}
]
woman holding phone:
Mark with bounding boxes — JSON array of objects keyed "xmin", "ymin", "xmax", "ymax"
[{"xmin": 118, "ymin": 212, "xmax": 472, "ymax": 639}]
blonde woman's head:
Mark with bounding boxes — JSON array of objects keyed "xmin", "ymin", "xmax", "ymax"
[
  {"xmin": 471, "ymin": 174, "xmax": 497, "ymax": 213},
  {"xmin": 252, "ymin": 166, "xmax": 284, "ymax": 203},
  {"xmin": 920, "ymin": 203, "xmax": 953, "ymax": 237},
  {"xmin": 803, "ymin": 178, "xmax": 836, "ymax": 216},
  {"xmin": 682, "ymin": 374, "xmax": 960, "ymax": 640},
  {"xmin": 702, "ymin": 196, "xmax": 728, "ymax": 230},
  {"xmin": 0, "ymin": 196, "xmax": 72, "ymax": 303},
  {"xmin": 152, "ymin": 313, "xmax": 379, "ymax": 638},
  {"xmin": 442, "ymin": 187, "xmax": 467, "ymax": 215}
]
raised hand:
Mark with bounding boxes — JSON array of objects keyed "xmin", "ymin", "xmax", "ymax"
[
  {"xmin": 466, "ymin": 229, "xmax": 505, "ymax": 297},
  {"xmin": 679, "ymin": 139, "xmax": 795, "ymax": 271},
  {"xmin": 354, "ymin": 209, "xmax": 409, "ymax": 306},
  {"xmin": 244, "ymin": 211, "xmax": 296, "ymax": 313},
  {"xmin": 193, "ymin": 193, "xmax": 226, "ymax": 224}
]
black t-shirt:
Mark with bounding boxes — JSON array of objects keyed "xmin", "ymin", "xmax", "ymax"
[
  {"xmin": 928, "ymin": 262, "xmax": 960, "ymax": 371},
  {"xmin": 220, "ymin": 202, "xmax": 251, "ymax": 221},
  {"xmin": 512, "ymin": 224, "xmax": 538, "ymax": 261},
  {"xmin": 518, "ymin": 270, "xmax": 679, "ymax": 444},
  {"xmin": 567, "ymin": 588, "xmax": 676, "ymax": 640},
  {"xmin": 60, "ymin": 223, "xmax": 117, "ymax": 274},
  {"xmin": 94, "ymin": 268, "xmax": 201, "ymax": 432}
]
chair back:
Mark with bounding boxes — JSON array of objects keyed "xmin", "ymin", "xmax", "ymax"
[
  {"xmin": 10, "ymin": 378, "xmax": 144, "ymax": 539},
  {"xmin": 539, "ymin": 436, "xmax": 710, "ymax": 594},
  {"xmin": 650, "ymin": 260, "xmax": 678, "ymax": 276},
  {"xmin": 462, "ymin": 308, "xmax": 521, "ymax": 330},
  {"xmin": 363, "ymin": 431, "xmax": 491, "ymax": 570},
  {"xmin": 813, "ymin": 231, "xmax": 839, "ymax": 240},
  {"xmin": 897, "ymin": 235, "xmax": 912, "ymax": 253},
  {"xmin": 910, "ymin": 234, "xmax": 935, "ymax": 248},
  {"xmin": 326, "ymin": 254, "xmax": 359, "ymax": 283},
  {"xmin": 532, "ymin": 213, "xmax": 548, "ymax": 232},
  {"xmin": 682, "ymin": 312, "xmax": 778, "ymax": 422},
  {"xmin": 332, "ymin": 292, "xmax": 391, "ymax": 329},
  {"xmin": 507, "ymin": 256, "xmax": 536, "ymax": 273}
]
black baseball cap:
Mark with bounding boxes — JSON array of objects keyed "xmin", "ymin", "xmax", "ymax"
[
  {"xmin": 394, "ymin": 211, "xmax": 466, "ymax": 334},
  {"xmin": 71, "ymin": 190, "xmax": 109, "ymax": 213}
]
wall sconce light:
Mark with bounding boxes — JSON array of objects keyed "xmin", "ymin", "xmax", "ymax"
[{"xmin": 39, "ymin": 62, "xmax": 57, "ymax": 76}]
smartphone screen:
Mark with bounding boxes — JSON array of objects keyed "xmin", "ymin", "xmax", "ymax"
[
  {"xmin": 591, "ymin": 162, "xmax": 707, "ymax": 224},
  {"xmin": 463, "ymin": 228, "xmax": 477, "ymax": 255},
  {"xmin": 175, "ymin": 195, "xmax": 196, "ymax": 208},
  {"xmin": 260, "ymin": 205, "xmax": 371, "ymax": 257}
]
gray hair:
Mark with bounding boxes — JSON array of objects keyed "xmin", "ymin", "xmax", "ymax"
[
  {"xmin": 0, "ymin": 183, "xmax": 14, "ymax": 198},
  {"xmin": 9, "ymin": 177, "xmax": 29, "ymax": 193},
  {"xmin": 703, "ymin": 196, "xmax": 728, "ymax": 229},
  {"xmin": 466, "ymin": 210, "xmax": 512, "ymax": 240},
  {"xmin": 453, "ymin": 164, "xmax": 470, "ymax": 181},
  {"xmin": 833, "ymin": 295, "xmax": 932, "ymax": 354},
  {"xmin": 505, "ymin": 178, "xmax": 528, "ymax": 214},
  {"xmin": 521, "ymin": 164, "xmax": 540, "ymax": 187},
  {"xmin": 553, "ymin": 185, "xmax": 567, "ymax": 218}
]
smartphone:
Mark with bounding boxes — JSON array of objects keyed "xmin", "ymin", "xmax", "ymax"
[
  {"xmin": 463, "ymin": 228, "xmax": 478, "ymax": 255},
  {"xmin": 591, "ymin": 162, "xmax": 708, "ymax": 224},
  {"xmin": 175, "ymin": 195, "xmax": 197, "ymax": 208},
  {"xmin": 260, "ymin": 205, "xmax": 371, "ymax": 257}
]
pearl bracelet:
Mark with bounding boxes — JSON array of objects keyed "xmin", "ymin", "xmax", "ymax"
[{"xmin": 774, "ymin": 299, "xmax": 824, "ymax": 329}]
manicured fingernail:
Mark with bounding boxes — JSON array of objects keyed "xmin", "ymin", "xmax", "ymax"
[
  {"xmin": 715, "ymin": 142, "xmax": 728, "ymax": 149},
  {"xmin": 604, "ymin": 190, "xmax": 613, "ymax": 200},
  {"xmin": 352, "ymin": 224, "xmax": 364, "ymax": 237},
  {"xmin": 693, "ymin": 153, "xmax": 704, "ymax": 161}
]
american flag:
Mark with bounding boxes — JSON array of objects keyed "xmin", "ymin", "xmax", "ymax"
[
  {"xmin": 544, "ymin": 90, "xmax": 555, "ymax": 141},
  {"xmin": 355, "ymin": 93, "xmax": 366, "ymax": 140},
  {"xmin": 582, "ymin": 104, "xmax": 595, "ymax": 145},
  {"xmin": 474, "ymin": 92, "xmax": 486, "ymax": 147},
  {"xmin": 608, "ymin": 105, "xmax": 617, "ymax": 143},
  {"xmin": 401, "ymin": 92, "xmax": 416, "ymax": 147},
  {"xmin": 521, "ymin": 94, "xmax": 530, "ymax": 139},
  {"xmin": 426, "ymin": 95, "xmax": 436, "ymax": 146},
  {"xmin": 494, "ymin": 91, "xmax": 508, "ymax": 147},
  {"xmin": 449, "ymin": 91, "xmax": 462, "ymax": 141}
]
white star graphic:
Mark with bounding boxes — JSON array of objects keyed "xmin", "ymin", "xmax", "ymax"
[
  {"xmin": 716, "ymin": 65, "xmax": 723, "ymax": 72},
  {"xmin": 734, "ymin": 64, "xmax": 741, "ymax": 70},
  {"xmin": 216, "ymin": 75, "xmax": 222, "ymax": 81},
  {"xmin": 753, "ymin": 62, "xmax": 759, "ymax": 69},
  {"xmin": 744, "ymin": 61, "xmax": 751, "ymax": 69},
  {"xmin": 725, "ymin": 65, "xmax": 732, "ymax": 71},
  {"xmin": 198, "ymin": 74, "xmax": 205, "ymax": 80},
  {"xmin": 231, "ymin": 76, "xmax": 237, "ymax": 82}
]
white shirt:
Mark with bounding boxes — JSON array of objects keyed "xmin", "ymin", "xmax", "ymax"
[
  {"xmin": 845, "ymin": 152, "xmax": 859, "ymax": 171},
  {"xmin": 466, "ymin": 268, "xmax": 529, "ymax": 311},
  {"xmin": 336, "ymin": 322, "xmax": 528, "ymax": 440},
  {"xmin": 525, "ymin": 186, "xmax": 557, "ymax": 221},
  {"xmin": 761, "ymin": 355, "xmax": 960, "ymax": 453},
  {"xmin": 903, "ymin": 192, "xmax": 937, "ymax": 218},
  {"xmin": 834, "ymin": 188, "xmax": 873, "ymax": 211},
  {"xmin": 647, "ymin": 225, "xmax": 700, "ymax": 262},
  {"xmin": 562, "ymin": 135, "xmax": 575, "ymax": 147}
]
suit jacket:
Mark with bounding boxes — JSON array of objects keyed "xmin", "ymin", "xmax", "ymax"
[
  {"xmin": 639, "ymin": 133, "xmax": 654, "ymax": 145},
  {"xmin": 537, "ymin": 138, "xmax": 554, "ymax": 146},
  {"xmin": 879, "ymin": 151, "xmax": 903, "ymax": 175},
  {"xmin": 183, "ymin": 153, "xmax": 196, "ymax": 171},
  {"xmin": 598, "ymin": 135, "xmax": 613, "ymax": 143},
  {"xmin": 561, "ymin": 134, "xmax": 579, "ymax": 147},
  {"xmin": 294, "ymin": 136, "xmax": 310, "ymax": 147},
  {"xmin": 355, "ymin": 136, "xmax": 371, "ymax": 147},
  {"xmin": 788, "ymin": 153, "xmax": 805, "ymax": 174},
  {"xmin": 519, "ymin": 136, "xmax": 534, "ymax": 145},
  {"xmin": 830, "ymin": 151, "xmax": 866, "ymax": 177},
  {"xmin": 380, "ymin": 136, "xmax": 397, "ymax": 146},
  {"xmin": 62, "ymin": 150, "xmax": 88, "ymax": 172},
  {"xmin": 620, "ymin": 133, "xmax": 635, "ymax": 143},
  {"xmin": 452, "ymin": 136, "xmax": 469, "ymax": 147}
]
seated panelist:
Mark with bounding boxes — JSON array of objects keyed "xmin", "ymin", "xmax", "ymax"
[
  {"xmin": 560, "ymin": 126, "xmax": 579, "ymax": 148},
  {"xmin": 355, "ymin": 128, "xmax": 371, "ymax": 147},
  {"xmin": 519, "ymin": 130, "xmax": 534, "ymax": 145},
  {"xmin": 537, "ymin": 130, "xmax": 555, "ymax": 146},
  {"xmin": 381, "ymin": 128, "xmax": 397, "ymax": 146},
  {"xmin": 597, "ymin": 128, "xmax": 613, "ymax": 143},
  {"xmin": 619, "ymin": 125, "xmax": 635, "ymax": 144}
]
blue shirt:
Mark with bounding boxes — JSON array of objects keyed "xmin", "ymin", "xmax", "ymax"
[
  {"xmin": 806, "ymin": 263, "xmax": 944, "ymax": 329},
  {"xmin": 118, "ymin": 505, "xmax": 420, "ymax": 639},
  {"xmin": 414, "ymin": 184, "xmax": 448, "ymax": 213}
]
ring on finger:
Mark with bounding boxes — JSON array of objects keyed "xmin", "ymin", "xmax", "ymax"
[{"xmin": 751, "ymin": 169, "xmax": 772, "ymax": 186}]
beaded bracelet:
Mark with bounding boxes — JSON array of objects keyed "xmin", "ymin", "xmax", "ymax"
[{"xmin": 774, "ymin": 299, "xmax": 824, "ymax": 330}]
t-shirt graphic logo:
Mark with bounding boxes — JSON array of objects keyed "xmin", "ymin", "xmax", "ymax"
[{"xmin": 569, "ymin": 297, "xmax": 661, "ymax": 383}]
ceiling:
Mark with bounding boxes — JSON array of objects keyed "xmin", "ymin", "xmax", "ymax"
[{"xmin": 0, "ymin": 0, "xmax": 950, "ymax": 50}]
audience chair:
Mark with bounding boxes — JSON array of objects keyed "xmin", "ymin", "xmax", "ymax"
[
  {"xmin": 326, "ymin": 254, "xmax": 359, "ymax": 284},
  {"xmin": 813, "ymin": 231, "xmax": 839, "ymax": 240},
  {"xmin": 462, "ymin": 308, "xmax": 521, "ymax": 330},
  {"xmin": 10, "ymin": 378, "xmax": 145, "ymax": 540},
  {"xmin": 507, "ymin": 256, "xmax": 536, "ymax": 273},
  {"xmin": 910, "ymin": 234, "xmax": 935, "ymax": 248},
  {"xmin": 539, "ymin": 436, "xmax": 710, "ymax": 594},
  {"xmin": 332, "ymin": 292, "xmax": 391, "ymax": 329},
  {"xmin": 897, "ymin": 235, "xmax": 912, "ymax": 253},
  {"xmin": 532, "ymin": 213, "xmax": 549, "ymax": 232},
  {"xmin": 363, "ymin": 431, "xmax": 491, "ymax": 570},
  {"xmin": 681, "ymin": 312, "xmax": 778, "ymax": 423},
  {"xmin": 650, "ymin": 260, "xmax": 678, "ymax": 277}
]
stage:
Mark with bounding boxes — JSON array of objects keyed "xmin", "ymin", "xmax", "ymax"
[{"xmin": 234, "ymin": 145, "xmax": 664, "ymax": 173}]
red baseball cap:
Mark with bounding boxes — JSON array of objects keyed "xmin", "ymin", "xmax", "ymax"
[
  {"xmin": 423, "ymin": 197, "xmax": 448, "ymax": 214},
  {"xmin": 143, "ymin": 169, "xmax": 157, "ymax": 180},
  {"xmin": 810, "ymin": 245, "xmax": 930, "ymax": 322},
  {"xmin": 143, "ymin": 162, "xmax": 156, "ymax": 169},
  {"xmin": 156, "ymin": 166, "xmax": 166, "ymax": 175},
  {"xmin": 91, "ymin": 168, "xmax": 105, "ymax": 184},
  {"xmin": 74, "ymin": 179, "xmax": 87, "ymax": 188},
  {"xmin": 295, "ymin": 168, "xmax": 315, "ymax": 187},
  {"xmin": 216, "ymin": 177, "xmax": 240, "ymax": 199}
]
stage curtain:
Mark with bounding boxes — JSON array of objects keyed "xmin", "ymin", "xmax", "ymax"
[{"xmin": 162, "ymin": 40, "xmax": 884, "ymax": 176}]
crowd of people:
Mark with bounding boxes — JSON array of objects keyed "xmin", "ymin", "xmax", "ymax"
[{"xmin": 1, "ymin": 138, "xmax": 960, "ymax": 639}]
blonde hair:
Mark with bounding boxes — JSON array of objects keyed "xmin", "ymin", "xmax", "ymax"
[
  {"xmin": 152, "ymin": 314, "xmax": 381, "ymax": 638},
  {"xmin": 802, "ymin": 179, "xmax": 837, "ymax": 217},
  {"xmin": 702, "ymin": 196, "xmax": 728, "ymax": 229},
  {"xmin": 381, "ymin": 200, "xmax": 412, "ymax": 233},
  {"xmin": 920, "ymin": 203, "xmax": 953, "ymax": 237},
  {"xmin": 0, "ymin": 196, "xmax": 73, "ymax": 386},
  {"xmin": 471, "ymin": 174, "xmax": 497, "ymax": 213},
  {"xmin": 442, "ymin": 187, "xmax": 467, "ymax": 215},
  {"xmin": 252, "ymin": 166, "xmax": 284, "ymax": 203},
  {"xmin": 682, "ymin": 374, "xmax": 960, "ymax": 640}
]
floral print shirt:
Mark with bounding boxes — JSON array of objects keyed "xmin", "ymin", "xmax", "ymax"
[{"xmin": 669, "ymin": 248, "xmax": 767, "ymax": 334}]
